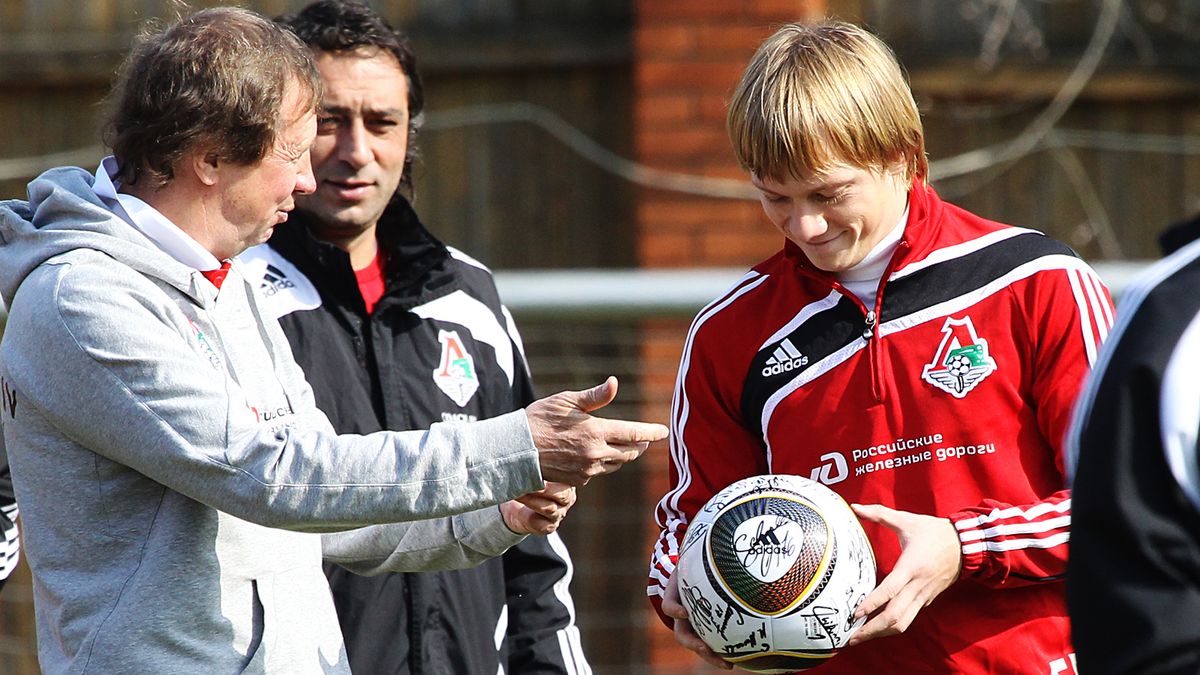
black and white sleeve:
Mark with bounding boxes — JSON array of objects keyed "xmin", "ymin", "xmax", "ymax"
[{"xmin": 0, "ymin": 439, "xmax": 19, "ymax": 590}]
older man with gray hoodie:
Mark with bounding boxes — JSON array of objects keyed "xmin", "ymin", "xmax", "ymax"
[{"xmin": 0, "ymin": 7, "xmax": 663, "ymax": 673}]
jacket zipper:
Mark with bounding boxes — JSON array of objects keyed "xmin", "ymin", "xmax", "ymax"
[
  {"xmin": 866, "ymin": 240, "xmax": 911, "ymax": 404},
  {"xmin": 863, "ymin": 307, "xmax": 881, "ymax": 402},
  {"xmin": 813, "ymin": 279, "xmax": 883, "ymax": 403},
  {"xmin": 795, "ymin": 238, "xmax": 909, "ymax": 404},
  {"xmin": 831, "ymin": 287, "xmax": 882, "ymax": 403}
]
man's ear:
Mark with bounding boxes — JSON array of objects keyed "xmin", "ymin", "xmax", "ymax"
[
  {"xmin": 881, "ymin": 156, "xmax": 911, "ymax": 185},
  {"xmin": 190, "ymin": 148, "xmax": 221, "ymax": 187}
]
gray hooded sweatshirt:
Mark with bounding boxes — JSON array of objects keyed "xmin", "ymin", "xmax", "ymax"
[{"xmin": 0, "ymin": 167, "xmax": 545, "ymax": 673}]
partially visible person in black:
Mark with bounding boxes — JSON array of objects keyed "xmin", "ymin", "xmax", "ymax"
[
  {"xmin": 243, "ymin": 1, "xmax": 590, "ymax": 672},
  {"xmin": 0, "ymin": 445, "xmax": 17, "ymax": 592},
  {"xmin": 1159, "ymin": 212, "xmax": 1200, "ymax": 256},
  {"xmin": 0, "ymin": 299, "xmax": 19, "ymax": 592},
  {"xmin": 1067, "ymin": 236, "xmax": 1200, "ymax": 675}
]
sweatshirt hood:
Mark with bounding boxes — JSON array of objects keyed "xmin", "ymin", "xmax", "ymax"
[{"xmin": 0, "ymin": 166, "xmax": 200, "ymax": 305}]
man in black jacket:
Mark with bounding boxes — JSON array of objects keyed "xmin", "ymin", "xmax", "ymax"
[
  {"xmin": 1067, "ymin": 238, "xmax": 1200, "ymax": 674},
  {"xmin": 245, "ymin": 1, "xmax": 590, "ymax": 672}
]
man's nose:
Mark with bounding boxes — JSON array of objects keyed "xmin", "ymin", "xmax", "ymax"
[
  {"xmin": 294, "ymin": 151, "xmax": 316, "ymax": 195},
  {"xmin": 789, "ymin": 208, "xmax": 828, "ymax": 241},
  {"xmin": 338, "ymin": 121, "xmax": 373, "ymax": 168}
]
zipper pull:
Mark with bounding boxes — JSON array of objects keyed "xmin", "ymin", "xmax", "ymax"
[{"xmin": 863, "ymin": 310, "xmax": 877, "ymax": 340}]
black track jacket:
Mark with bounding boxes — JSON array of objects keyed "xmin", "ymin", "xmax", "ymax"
[
  {"xmin": 246, "ymin": 198, "xmax": 589, "ymax": 674},
  {"xmin": 1068, "ymin": 238, "xmax": 1200, "ymax": 675}
]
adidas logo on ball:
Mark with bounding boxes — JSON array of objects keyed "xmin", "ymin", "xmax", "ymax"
[{"xmin": 733, "ymin": 516, "xmax": 802, "ymax": 583}]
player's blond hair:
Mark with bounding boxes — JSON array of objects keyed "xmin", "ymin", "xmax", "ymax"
[{"xmin": 727, "ymin": 21, "xmax": 926, "ymax": 183}]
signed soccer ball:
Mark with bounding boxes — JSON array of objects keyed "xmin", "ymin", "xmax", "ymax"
[{"xmin": 675, "ymin": 474, "xmax": 876, "ymax": 672}]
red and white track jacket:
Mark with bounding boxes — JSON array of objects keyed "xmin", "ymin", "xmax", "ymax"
[{"xmin": 648, "ymin": 182, "xmax": 1114, "ymax": 674}]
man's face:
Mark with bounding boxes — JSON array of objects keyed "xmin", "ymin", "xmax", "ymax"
[
  {"xmin": 751, "ymin": 162, "xmax": 909, "ymax": 273},
  {"xmin": 215, "ymin": 79, "xmax": 317, "ymax": 260},
  {"xmin": 297, "ymin": 48, "xmax": 411, "ymax": 239}
]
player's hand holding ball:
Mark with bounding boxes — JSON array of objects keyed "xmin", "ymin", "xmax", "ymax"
[{"xmin": 846, "ymin": 504, "xmax": 962, "ymax": 646}]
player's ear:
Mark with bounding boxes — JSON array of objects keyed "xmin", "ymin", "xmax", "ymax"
[{"xmin": 881, "ymin": 157, "xmax": 907, "ymax": 180}]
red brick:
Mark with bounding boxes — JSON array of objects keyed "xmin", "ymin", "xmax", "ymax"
[
  {"xmin": 636, "ymin": 125, "xmax": 733, "ymax": 161},
  {"xmin": 641, "ymin": 325, "xmax": 690, "ymax": 365},
  {"xmin": 642, "ymin": 346, "xmax": 679, "ymax": 367},
  {"xmin": 695, "ymin": 23, "xmax": 779, "ymax": 55},
  {"xmin": 641, "ymin": 380, "xmax": 676, "ymax": 408},
  {"xmin": 753, "ymin": 0, "xmax": 826, "ymax": 21},
  {"xmin": 691, "ymin": 154, "xmax": 748, "ymax": 178},
  {"xmin": 642, "ymin": 317, "xmax": 692, "ymax": 332},
  {"xmin": 634, "ymin": 24, "xmax": 695, "ymax": 56},
  {"xmin": 640, "ymin": 232, "xmax": 700, "ymax": 267},
  {"xmin": 641, "ymin": 370, "xmax": 683, "ymax": 395},
  {"xmin": 641, "ymin": 363, "xmax": 678, "ymax": 387},
  {"xmin": 636, "ymin": 60, "xmax": 749, "ymax": 93},
  {"xmin": 642, "ymin": 154, "xmax": 743, "ymax": 180},
  {"xmin": 634, "ymin": 93, "xmax": 699, "ymax": 127},
  {"xmin": 641, "ymin": 333, "xmax": 686, "ymax": 363},
  {"xmin": 699, "ymin": 90, "xmax": 735, "ymax": 122},
  {"xmin": 700, "ymin": 162, "xmax": 751, "ymax": 181},
  {"xmin": 636, "ymin": 0, "xmax": 754, "ymax": 22},
  {"xmin": 642, "ymin": 390, "xmax": 677, "ymax": 416},
  {"xmin": 638, "ymin": 197, "xmax": 761, "ymax": 233},
  {"xmin": 700, "ymin": 229, "xmax": 781, "ymax": 266},
  {"xmin": 699, "ymin": 204, "xmax": 773, "ymax": 234},
  {"xmin": 642, "ymin": 449, "xmax": 674, "ymax": 511},
  {"xmin": 635, "ymin": 201, "xmax": 703, "ymax": 234}
]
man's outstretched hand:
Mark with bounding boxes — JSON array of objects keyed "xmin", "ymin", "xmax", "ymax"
[{"xmin": 526, "ymin": 376, "xmax": 667, "ymax": 486}]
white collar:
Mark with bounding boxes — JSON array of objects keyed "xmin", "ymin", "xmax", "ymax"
[{"xmin": 93, "ymin": 156, "xmax": 222, "ymax": 271}]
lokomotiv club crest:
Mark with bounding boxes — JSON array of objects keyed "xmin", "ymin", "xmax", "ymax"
[{"xmin": 921, "ymin": 316, "xmax": 997, "ymax": 398}]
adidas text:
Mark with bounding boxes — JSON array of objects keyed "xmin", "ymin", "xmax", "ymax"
[{"xmin": 762, "ymin": 355, "xmax": 809, "ymax": 377}]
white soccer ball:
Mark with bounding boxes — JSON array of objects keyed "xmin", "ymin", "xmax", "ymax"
[{"xmin": 675, "ymin": 474, "xmax": 876, "ymax": 673}]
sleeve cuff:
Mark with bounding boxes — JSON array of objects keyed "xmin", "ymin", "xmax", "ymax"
[
  {"xmin": 457, "ymin": 506, "xmax": 527, "ymax": 557},
  {"xmin": 948, "ymin": 510, "xmax": 986, "ymax": 579}
]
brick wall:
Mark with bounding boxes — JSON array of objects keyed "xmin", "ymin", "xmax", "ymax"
[
  {"xmin": 631, "ymin": 1, "xmax": 826, "ymax": 670},
  {"xmin": 633, "ymin": 0, "xmax": 825, "ymax": 270}
]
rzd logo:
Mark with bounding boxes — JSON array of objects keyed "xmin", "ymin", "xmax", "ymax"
[
  {"xmin": 809, "ymin": 452, "xmax": 848, "ymax": 486},
  {"xmin": 433, "ymin": 330, "xmax": 479, "ymax": 407},
  {"xmin": 921, "ymin": 316, "xmax": 997, "ymax": 399}
]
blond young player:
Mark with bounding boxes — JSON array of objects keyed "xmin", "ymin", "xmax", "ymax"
[{"xmin": 648, "ymin": 21, "xmax": 1112, "ymax": 673}]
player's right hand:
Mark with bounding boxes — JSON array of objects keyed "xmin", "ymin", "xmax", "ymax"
[
  {"xmin": 525, "ymin": 376, "xmax": 667, "ymax": 486},
  {"xmin": 847, "ymin": 504, "xmax": 962, "ymax": 646}
]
